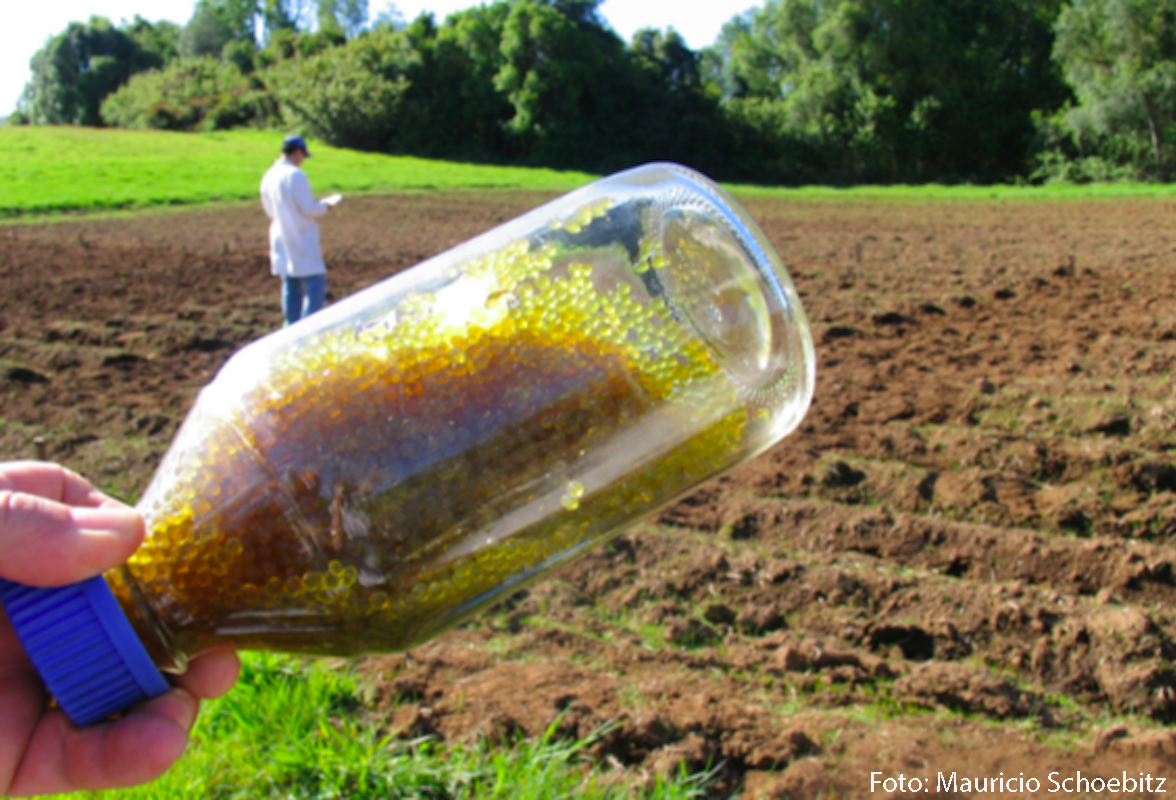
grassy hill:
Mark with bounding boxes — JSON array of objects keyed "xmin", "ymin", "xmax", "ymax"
[
  {"xmin": 4, "ymin": 125, "xmax": 1175, "ymax": 219},
  {"xmin": 0, "ymin": 127, "xmax": 596, "ymax": 218}
]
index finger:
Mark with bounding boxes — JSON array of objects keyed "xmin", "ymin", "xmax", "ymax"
[{"xmin": 0, "ymin": 462, "xmax": 117, "ymax": 510}]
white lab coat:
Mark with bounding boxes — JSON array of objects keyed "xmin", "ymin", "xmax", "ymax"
[{"xmin": 259, "ymin": 157, "xmax": 329, "ymax": 277}]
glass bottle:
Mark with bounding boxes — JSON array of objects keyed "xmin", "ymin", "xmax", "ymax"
[{"xmin": 0, "ymin": 163, "xmax": 815, "ymax": 725}]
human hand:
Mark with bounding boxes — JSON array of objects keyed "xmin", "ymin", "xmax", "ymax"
[{"xmin": 0, "ymin": 461, "xmax": 241, "ymax": 797}]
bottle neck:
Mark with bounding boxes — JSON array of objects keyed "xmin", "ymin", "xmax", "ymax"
[{"xmin": 104, "ymin": 565, "xmax": 188, "ymax": 674}]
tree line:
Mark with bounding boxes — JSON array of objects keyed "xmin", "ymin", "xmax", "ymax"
[{"xmin": 11, "ymin": 0, "xmax": 1176, "ymax": 184}]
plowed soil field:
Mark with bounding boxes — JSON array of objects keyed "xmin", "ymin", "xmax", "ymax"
[{"xmin": 3, "ymin": 193, "xmax": 1176, "ymax": 798}]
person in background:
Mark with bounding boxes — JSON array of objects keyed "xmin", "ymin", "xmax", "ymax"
[
  {"xmin": 0, "ymin": 461, "xmax": 240, "ymax": 796},
  {"xmin": 260, "ymin": 134, "xmax": 332, "ymax": 326}
]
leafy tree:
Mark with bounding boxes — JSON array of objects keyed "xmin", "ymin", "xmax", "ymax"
[
  {"xmin": 125, "ymin": 16, "xmax": 182, "ymax": 64},
  {"xmin": 293, "ymin": 28, "xmax": 348, "ymax": 55},
  {"xmin": 699, "ymin": 13, "xmax": 752, "ymax": 100},
  {"xmin": 704, "ymin": 1, "xmax": 900, "ymax": 181},
  {"xmin": 257, "ymin": 24, "xmax": 344, "ymax": 65},
  {"xmin": 179, "ymin": 0, "xmax": 260, "ymax": 57},
  {"xmin": 316, "ymin": 0, "xmax": 369, "ymax": 38},
  {"xmin": 630, "ymin": 28, "xmax": 700, "ymax": 92},
  {"xmin": 267, "ymin": 27, "xmax": 417, "ymax": 149},
  {"xmin": 100, "ymin": 57, "xmax": 269, "ymax": 130},
  {"xmin": 624, "ymin": 28, "xmax": 731, "ymax": 173},
  {"xmin": 262, "ymin": 0, "xmax": 305, "ymax": 38},
  {"xmin": 874, "ymin": 0, "xmax": 1070, "ymax": 180},
  {"xmin": 256, "ymin": 27, "xmax": 298, "ymax": 67},
  {"xmin": 368, "ymin": 3, "xmax": 729, "ymax": 171},
  {"xmin": 223, "ymin": 39, "xmax": 260, "ymax": 73},
  {"xmin": 493, "ymin": 0, "xmax": 637, "ymax": 165},
  {"xmin": 398, "ymin": 7, "xmax": 515, "ymax": 157},
  {"xmin": 707, "ymin": 0, "xmax": 1070, "ymax": 182},
  {"xmin": 24, "ymin": 17, "xmax": 166, "ymax": 126},
  {"xmin": 1050, "ymin": 0, "xmax": 1176, "ymax": 178}
]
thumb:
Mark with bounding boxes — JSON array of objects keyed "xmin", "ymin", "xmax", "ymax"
[{"xmin": 0, "ymin": 491, "xmax": 144, "ymax": 587}]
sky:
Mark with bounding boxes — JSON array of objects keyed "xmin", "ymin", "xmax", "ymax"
[{"xmin": 2, "ymin": 0, "xmax": 759, "ymax": 115}]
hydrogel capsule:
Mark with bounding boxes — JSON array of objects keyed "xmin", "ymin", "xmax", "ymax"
[{"xmin": 0, "ymin": 163, "xmax": 815, "ymax": 725}]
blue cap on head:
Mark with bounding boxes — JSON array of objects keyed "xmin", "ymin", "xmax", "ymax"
[
  {"xmin": 0, "ymin": 575, "xmax": 170, "ymax": 726},
  {"xmin": 282, "ymin": 134, "xmax": 311, "ymax": 157}
]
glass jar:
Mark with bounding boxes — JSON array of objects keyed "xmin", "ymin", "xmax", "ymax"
[{"xmin": 0, "ymin": 163, "xmax": 815, "ymax": 725}]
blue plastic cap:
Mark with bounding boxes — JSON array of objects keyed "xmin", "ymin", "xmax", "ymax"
[{"xmin": 0, "ymin": 575, "xmax": 170, "ymax": 726}]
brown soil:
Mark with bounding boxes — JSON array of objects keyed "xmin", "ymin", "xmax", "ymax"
[{"xmin": 2, "ymin": 193, "xmax": 1175, "ymax": 798}]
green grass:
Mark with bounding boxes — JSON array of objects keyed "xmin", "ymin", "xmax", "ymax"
[
  {"xmin": 0, "ymin": 127, "xmax": 596, "ymax": 217},
  {"xmin": 5, "ymin": 126, "xmax": 1176, "ymax": 219},
  {"xmin": 54, "ymin": 653, "xmax": 711, "ymax": 800}
]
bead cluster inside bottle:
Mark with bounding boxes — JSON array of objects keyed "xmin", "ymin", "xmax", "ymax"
[{"xmin": 113, "ymin": 177, "xmax": 806, "ymax": 668}]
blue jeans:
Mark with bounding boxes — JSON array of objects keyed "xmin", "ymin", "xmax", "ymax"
[{"xmin": 281, "ymin": 274, "xmax": 327, "ymax": 325}]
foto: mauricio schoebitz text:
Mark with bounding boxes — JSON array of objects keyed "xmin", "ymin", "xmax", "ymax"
[{"xmin": 870, "ymin": 770, "xmax": 1167, "ymax": 794}]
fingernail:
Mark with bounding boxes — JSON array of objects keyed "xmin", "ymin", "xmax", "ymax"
[
  {"xmin": 173, "ymin": 687, "xmax": 199, "ymax": 730},
  {"xmin": 73, "ymin": 506, "xmax": 143, "ymax": 537}
]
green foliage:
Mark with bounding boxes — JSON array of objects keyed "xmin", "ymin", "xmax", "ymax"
[
  {"xmin": 23, "ymin": 17, "xmax": 168, "ymax": 126},
  {"xmin": 317, "ymin": 0, "xmax": 370, "ymax": 39},
  {"xmin": 262, "ymin": 0, "xmax": 302, "ymax": 39},
  {"xmin": 256, "ymin": 26, "xmax": 299, "ymax": 66},
  {"xmin": 709, "ymin": 0, "xmax": 1071, "ymax": 183},
  {"xmin": 494, "ymin": 0, "xmax": 624, "ymax": 162},
  {"xmin": 630, "ymin": 29, "xmax": 701, "ymax": 93},
  {"xmin": 255, "ymin": 25, "xmax": 345, "ymax": 66},
  {"xmin": 623, "ymin": 29, "xmax": 731, "ymax": 175},
  {"xmin": 222, "ymin": 39, "xmax": 260, "ymax": 74},
  {"xmin": 1042, "ymin": 0, "xmax": 1176, "ymax": 180},
  {"xmin": 125, "ymin": 16, "xmax": 183, "ymax": 64},
  {"xmin": 475, "ymin": 0, "xmax": 728, "ymax": 172},
  {"xmin": 714, "ymin": 96, "xmax": 827, "ymax": 183},
  {"xmin": 398, "ymin": 6, "xmax": 515, "ymax": 159},
  {"xmin": 179, "ymin": 0, "xmax": 261, "ymax": 58},
  {"xmin": 100, "ymin": 58, "xmax": 269, "ymax": 132},
  {"xmin": 354, "ymin": 0, "xmax": 728, "ymax": 171},
  {"xmin": 268, "ymin": 27, "xmax": 416, "ymax": 150}
]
